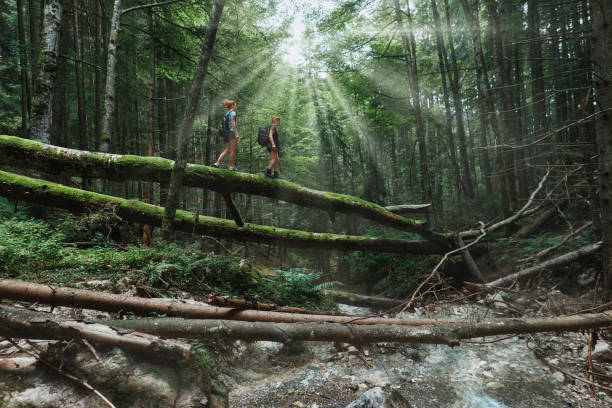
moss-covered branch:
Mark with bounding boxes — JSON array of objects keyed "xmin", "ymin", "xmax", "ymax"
[
  {"xmin": 0, "ymin": 170, "xmax": 449, "ymax": 254},
  {"xmin": 0, "ymin": 135, "xmax": 450, "ymax": 245}
]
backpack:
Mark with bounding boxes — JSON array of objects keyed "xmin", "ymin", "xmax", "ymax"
[
  {"xmin": 218, "ymin": 111, "xmax": 231, "ymax": 138},
  {"xmin": 257, "ymin": 126, "xmax": 271, "ymax": 147}
]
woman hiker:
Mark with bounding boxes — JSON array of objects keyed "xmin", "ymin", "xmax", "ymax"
[
  {"xmin": 212, "ymin": 99, "xmax": 239, "ymax": 170},
  {"xmin": 265, "ymin": 116, "xmax": 281, "ymax": 178}
]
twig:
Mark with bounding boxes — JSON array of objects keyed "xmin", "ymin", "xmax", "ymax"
[
  {"xmin": 81, "ymin": 339, "xmax": 100, "ymax": 361},
  {"xmin": 6, "ymin": 339, "xmax": 116, "ymax": 408},
  {"xmin": 524, "ymin": 221, "xmax": 593, "ymax": 261},
  {"xmin": 462, "ymin": 334, "xmax": 519, "ymax": 344}
]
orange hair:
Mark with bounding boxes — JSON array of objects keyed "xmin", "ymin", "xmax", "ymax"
[
  {"xmin": 272, "ymin": 116, "xmax": 280, "ymax": 123},
  {"xmin": 224, "ymin": 99, "xmax": 236, "ymax": 109}
]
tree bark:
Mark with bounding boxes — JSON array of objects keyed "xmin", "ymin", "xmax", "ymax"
[
  {"xmin": 0, "ymin": 305, "xmax": 191, "ymax": 360},
  {"xmin": 592, "ymin": 0, "xmax": 612, "ymax": 292},
  {"xmin": 513, "ymin": 205, "xmax": 558, "ymax": 239},
  {"xmin": 100, "ymin": 0, "xmax": 122, "ymax": 154},
  {"xmin": 161, "ymin": 0, "xmax": 226, "ymax": 238},
  {"xmin": 206, "ymin": 294, "xmax": 346, "ymax": 316},
  {"xmin": 17, "ymin": 0, "xmax": 31, "ymax": 136},
  {"xmin": 0, "ymin": 136, "xmax": 448, "ymax": 245},
  {"xmin": 0, "ymin": 279, "xmax": 452, "ymax": 326},
  {"xmin": 104, "ymin": 313, "xmax": 612, "ymax": 346},
  {"xmin": 385, "ymin": 204, "xmax": 431, "ymax": 214},
  {"xmin": 0, "ymin": 171, "xmax": 449, "ymax": 254},
  {"xmin": 143, "ymin": 9, "xmax": 156, "ymax": 246},
  {"xmin": 30, "ymin": 0, "xmax": 62, "ymax": 143},
  {"xmin": 71, "ymin": 0, "xmax": 88, "ymax": 151},
  {"xmin": 486, "ymin": 242, "xmax": 602, "ymax": 287}
]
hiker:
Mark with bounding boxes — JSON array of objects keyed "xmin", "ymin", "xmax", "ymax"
[
  {"xmin": 212, "ymin": 99, "xmax": 239, "ymax": 170},
  {"xmin": 265, "ymin": 116, "xmax": 281, "ymax": 178}
]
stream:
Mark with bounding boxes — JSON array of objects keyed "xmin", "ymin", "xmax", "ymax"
[{"xmin": 222, "ymin": 304, "xmax": 609, "ymax": 408}]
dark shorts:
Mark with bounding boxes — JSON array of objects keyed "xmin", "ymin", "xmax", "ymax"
[
  {"xmin": 224, "ymin": 130, "xmax": 236, "ymax": 143},
  {"xmin": 266, "ymin": 143, "xmax": 280, "ymax": 153}
]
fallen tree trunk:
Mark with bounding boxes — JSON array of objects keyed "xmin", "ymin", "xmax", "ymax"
[
  {"xmin": 0, "ymin": 135, "xmax": 448, "ymax": 245},
  {"xmin": 205, "ymin": 294, "xmax": 345, "ymax": 316},
  {"xmin": 0, "ymin": 171, "xmax": 449, "ymax": 254},
  {"xmin": 385, "ymin": 204, "xmax": 431, "ymax": 214},
  {"xmin": 0, "ymin": 279, "xmax": 452, "ymax": 326},
  {"xmin": 104, "ymin": 312, "xmax": 612, "ymax": 346},
  {"xmin": 322, "ymin": 290, "xmax": 407, "ymax": 310},
  {"xmin": 0, "ymin": 305, "xmax": 190, "ymax": 360},
  {"xmin": 513, "ymin": 205, "xmax": 558, "ymax": 238},
  {"xmin": 486, "ymin": 242, "xmax": 602, "ymax": 287}
]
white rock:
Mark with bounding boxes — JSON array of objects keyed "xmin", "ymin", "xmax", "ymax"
[
  {"xmin": 551, "ymin": 371, "xmax": 565, "ymax": 383},
  {"xmin": 592, "ymin": 342, "xmax": 612, "ymax": 363}
]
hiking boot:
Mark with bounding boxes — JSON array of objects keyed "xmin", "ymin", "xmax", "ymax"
[
  {"xmin": 211, "ymin": 163, "xmax": 220, "ymax": 168},
  {"xmin": 273, "ymin": 172, "xmax": 281, "ymax": 179},
  {"xmin": 265, "ymin": 169, "xmax": 273, "ymax": 178}
]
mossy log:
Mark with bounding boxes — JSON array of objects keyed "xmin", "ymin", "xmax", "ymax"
[
  {"xmin": 0, "ymin": 135, "xmax": 449, "ymax": 245},
  {"xmin": 0, "ymin": 170, "xmax": 450, "ymax": 254},
  {"xmin": 0, "ymin": 305, "xmax": 191, "ymax": 360},
  {"xmin": 104, "ymin": 312, "xmax": 612, "ymax": 346},
  {"xmin": 0, "ymin": 279, "xmax": 452, "ymax": 326}
]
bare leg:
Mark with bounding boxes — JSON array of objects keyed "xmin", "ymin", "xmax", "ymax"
[
  {"xmin": 229, "ymin": 139, "xmax": 238, "ymax": 168},
  {"xmin": 215, "ymin": 142, "xmax": 231, "ymax": 165},
  {"xmin": 271, "ymin": 150, "xmax": 279, "ymax": 171}
]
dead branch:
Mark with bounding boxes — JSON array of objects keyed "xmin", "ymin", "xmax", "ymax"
[
  {"xmin": 486, "ymin": 242, "xmax": 602, "ymax": 287},
  {"xmin": 460, "ymin": 169, "xmax": 550, "ymax": 239},
  {"xmin": 206, "ymin": 294, "xmax": 345, "ymax": 316},
  {"xmin": 321, "ymin": 290, "xmax": 406, "ymax": 310},
  {"xmin": 532, "ymin": 221, "xmax": 593, "ymax": 260},
  {"xmin": 0, "ymin": 305, "xmax": 191, "ymax": 360},
  {"xmin": 0, "ymin": 279, "xmax": 452, "ymax": 326},
  {"xmin": 103, "ymin": 312, "xmax": 612, "ymax": 346}
]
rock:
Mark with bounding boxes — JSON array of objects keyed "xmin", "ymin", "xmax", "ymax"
[
  {"xmin": 577, "ymin": 270, "xmax": 595, "ymax": 287},
  {"xmin": 591, "ymin": 342, "xmax": 612, "ymax": 363},
  {"xmin": 551, "ymin": 372, "xmax": 565, "ymax": 384},
  {"xmin": 346, "ymin": 387, "xmax": 412, "ymax": 408},
  {"xmin": 292, "ymin": 401, "xmax": 305, "ymax": 408},
  {"xmin": 485, "ymin": 381, "xmax": 504, "ymax": 390},
  {"xmin": 364, "ymin": 373, "xmax": 390, "ymax": 388}
]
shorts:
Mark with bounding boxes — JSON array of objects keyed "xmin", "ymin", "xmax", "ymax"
[
  {"xmin": 225, "ymin": 130, "xmax": 236, "ymax": 143},
  {"xmin": 266, "ymin": 143, "xmax": 280, "ymax": 153}
]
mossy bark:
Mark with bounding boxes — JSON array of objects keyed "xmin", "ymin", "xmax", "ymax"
[
  {"xmin": 0, "ymin": 135, "xmax": 451, "ymax": 246},
  {"xmin": 0, "ymin": 170, "xmax": 449, "ymax": 254}
]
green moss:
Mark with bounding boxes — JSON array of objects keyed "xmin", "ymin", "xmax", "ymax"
[
  {"xmin": 0, "ymin": 135, "xmax": 45, "ymax": 152},
  {"xmin": 115, "ymin": 155, "xmax": 173, "ymax": 171}
]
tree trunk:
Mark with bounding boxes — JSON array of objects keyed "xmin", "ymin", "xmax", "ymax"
[
  {"xmin": 100, "ymin": 0, "xmax": 122, "ymax": 154},
  {"xmin": 394, "ymin": 0, "xmax": 434, "ymax": 228},
  {"xmin": 30, "ymin": 0, "xmax": 62, "ymax": 143},
  {"xmin": 17, "ymin": 0, "xmax": 31, "ymax": 136},
  {"xmin": 486, "ymin": 242, "xmax": 602, "ymax": 287},
  {"xmin": 431, "ymin": 0, "xmax": 463, "ymax": 201},
  {"xmin": 528, "ymin": 0, "xmax": 547, "ymax": 167},
  {"xmin": 322, "ymin": 290, "xmax": 406, "ymax": 310},
  {"xmin": 105, "ymin": 313, "xmax": 612, "ymax": 346},
  {"xmin": 592, "ymin": 0, "xmax": 612, "ymax": 292},
  {"xmin": 0, "ymin": 305, "xmax": 191, "ymax": 360},
  {"xmin": 443, "ymin": 0, "xmax": 475, "ymax": 197},
  {"xmin": 94, "ymin": 0, "xmax": 102, "ymax": 151},
  {"xmin": 0, "ymin": 171, "xmax": 450, "ymax": 254},
  {"xmin": 460, "ymin": 0, "xmax": 496, "ymax": 196},
  {"xmin": 143, "ymin": 9, "xmax": 156, "ymax": 246},
  {"xmin": 161, "ymin": 0, "xmax": 226, "ymax": 238},
  {"xmin": 0, "ymin": 279, "xmax": 452, "ymax": 326},
  {"xmin": 71, "ymin": 0, "xmax": 87, "ymax": 150},
  {"xmin": 0, "ymin": 136, "xmax": 448, "ymax": 244}
]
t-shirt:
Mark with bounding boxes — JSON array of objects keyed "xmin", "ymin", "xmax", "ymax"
[{"xmin": 226, "ymin": 111, "xmax": 237, "ymax": 132}]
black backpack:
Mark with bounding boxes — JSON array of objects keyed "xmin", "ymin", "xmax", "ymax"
[
  {"xmin": 257, "ymin": 126, "xmax": 270, "ymax": 146},
  {"xmin": 218, "ymin": 112, "xmax": 231, "ymax": 138}
]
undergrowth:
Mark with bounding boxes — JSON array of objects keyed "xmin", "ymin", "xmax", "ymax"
[{"xmin": 0, "ymin": 201, "xmax": 333, "ymax": 310}]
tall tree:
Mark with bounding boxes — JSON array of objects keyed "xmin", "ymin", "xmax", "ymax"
[
  {"xmin": 72, "ymin": 0, "xmax": 87, "ymax": 150},
  {"xmin": 16, "ymin": 0, "xmax": 30, "ymax": 135},
  {"xmin": 592, "ymin": 0, "xmax": 612, "ymax": 292},
  {"xmin": 30, "ymin": 0, "xmax": 62, "ymax": 143},
  {"xmin": 431, "ymin": 0, "xmax": 463, "ymax": 201},
  {"xmin": 393, "ymin": 0, "xmax": 434, "ymax": 227},
  {"xmin": 161, "ymin": 0, "xmax": 227, "ymax": 238}
]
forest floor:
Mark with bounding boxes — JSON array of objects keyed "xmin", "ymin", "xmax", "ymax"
[{"xmin": 221, "ymin": 302, "xmax": 611, "ymax": 408}]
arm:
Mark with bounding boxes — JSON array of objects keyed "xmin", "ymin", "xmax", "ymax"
[{"xmin": 268, "ymin": 127, "xmax": 276, "ymax": 149}]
